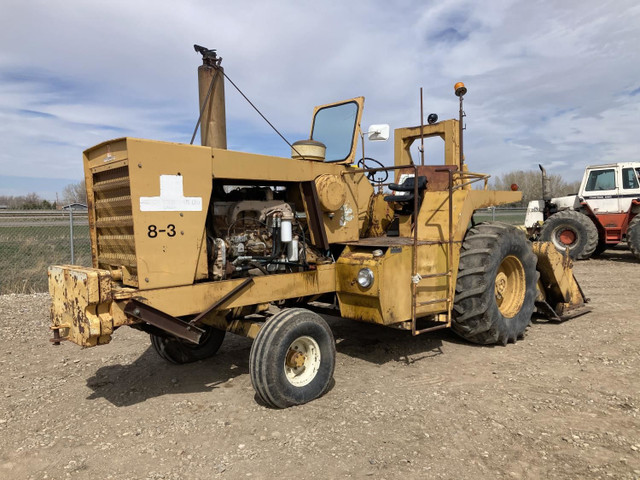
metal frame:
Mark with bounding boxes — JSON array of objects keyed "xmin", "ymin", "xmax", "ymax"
[{"xmin": 345, "ymin": 165, "xmax": 491, "ymax": 335}]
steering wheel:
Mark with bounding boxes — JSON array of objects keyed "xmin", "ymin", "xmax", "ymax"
[{"xmin": 357, "ymin": 157, "xmax": 389, "ymax": 183}]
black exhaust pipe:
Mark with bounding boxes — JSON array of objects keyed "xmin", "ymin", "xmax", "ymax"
[{"xmin": 539, "ymin": 164, "xmax": 552, "ymax": 202}]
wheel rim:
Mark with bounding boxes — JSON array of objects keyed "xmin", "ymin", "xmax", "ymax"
[
  {"xmin": 557, "ymin": 228, "xmax": 576, "ymax": 246},
  {"xmin": 495, "ymin": 255, "xmax": 526, "ymax": 318},
  {"xmin": 284, "ymin": 336, "xmax": 321, "ymax": 387}
]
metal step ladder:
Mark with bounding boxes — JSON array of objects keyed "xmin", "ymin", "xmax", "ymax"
[{"xmin": 410, "ymin": 169, "xmax": 455, "ymax": 336}]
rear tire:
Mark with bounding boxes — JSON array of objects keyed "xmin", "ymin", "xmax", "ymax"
[
  {"xmin": 628, "ymin": 215, "xmax": 640, "ymax": 260},
  {"xmin": 151, "ymin": 325, "xmax": 226, "ymax": 364},
  {"xmin": 540, "ymin": 210, "xmax": 598, "ymax": 260},
  {"xmin": 250, "ymin": 308, "xmax": 335, "ymax": 408},
  {"xmin": 452, "ymin": 222, "xmax": 538, "ymax": 345},
  {"xmin": 592, "ymin": 238, "xmax": 615, "ymax": 257}
]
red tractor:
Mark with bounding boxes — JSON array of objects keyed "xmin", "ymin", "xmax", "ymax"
[{"xmin": 525, "ymin": 163, "xmax": 640, "ymax": 260}]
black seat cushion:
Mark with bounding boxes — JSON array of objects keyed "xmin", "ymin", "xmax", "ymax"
[
  {"xmin": 384, "ymin": 174, "xmax": 428, "ymax": 215},
  {"xmin": 383, "ymin": 192, "xmax": 415, "ymax": 203},
  {"xmin": 388, "ymin": 175, "xmax": 427, "ymax": 193}
]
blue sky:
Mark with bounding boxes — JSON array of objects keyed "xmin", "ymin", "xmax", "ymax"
[{"xmin": 1, "ymin": 0, "xmax": 639, "ymax": 200}]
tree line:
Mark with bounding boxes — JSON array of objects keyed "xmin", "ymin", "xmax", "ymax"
[
  {"xmin": 0, "ymin": 181, "xmax": 87, "ymax": 210},
  {"xmin": 491, "ymin": 169, "xmax": 581, "ymax": 207}
]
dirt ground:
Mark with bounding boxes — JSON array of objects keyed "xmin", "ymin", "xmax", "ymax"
[{"xmin": 1, "ymin": 248, "xmax": 639, "ymax": 480}]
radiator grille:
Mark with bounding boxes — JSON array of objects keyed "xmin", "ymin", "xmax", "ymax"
[{"xmin": 91, "ymin": 166, "xmax": 137, "ymax": 284}]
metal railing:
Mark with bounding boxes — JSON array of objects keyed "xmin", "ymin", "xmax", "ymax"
[
  {"xmin": 0, "ymin": 208, "xmax": 91, "ymax": 294},
  {"xmin": 344, "ymin": 166, "xmax": 495, "ymax": 335}
]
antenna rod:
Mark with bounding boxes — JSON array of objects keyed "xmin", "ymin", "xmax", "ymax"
[
  {"xmin": 420, "ymin": 87, "xmax": 425, "ymax": 166},
  {"xmin": 454, "ymin": 82, "xmax": 467, "ymax": 171},
  {"xmin": 459, "ymin": 94, "xmax": 464, "ymax": 170}
]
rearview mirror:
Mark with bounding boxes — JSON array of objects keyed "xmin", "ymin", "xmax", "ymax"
[{"xmin": 367, "ymin": 124, "xmax": 389, "ymax": 142}]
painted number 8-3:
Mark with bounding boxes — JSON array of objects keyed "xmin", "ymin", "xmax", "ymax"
[{"xmin": 148, "ymin": 224, "xmax": 176, "ymax": 238}]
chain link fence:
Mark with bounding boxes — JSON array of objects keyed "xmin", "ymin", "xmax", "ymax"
[
  {"xmin": 0, "ymin": 206, "xmax": 528, "ymax": 295},
  {"xmin": 472, "ymin": 207, "xmax": 527, "ymax": 225},
  {"xmin": 0, "ymin": 209, "xmax": 91, "ymax": 294}
]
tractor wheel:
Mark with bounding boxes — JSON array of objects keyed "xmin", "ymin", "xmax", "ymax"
[
  {"xmin": 628, "ymin": 215, "xmax": 640, "ymax": 260},
  {"xmin": 250, "ymin": 308, "xmax": 335, "ymax": 408},
  {"xmin": 539, "ymin": 210, "xmax": 598, "ymax": 260},
  {"xmin": 452, "ymin": 222, "xmax": 538, "ymax": 345},
  {"xmin": 592, "ymin": 238, "xmax": 615, "ymax": 257},
  {"xmin": 150, "ymin": 325, "xmax": 226, "ymax": 364}
]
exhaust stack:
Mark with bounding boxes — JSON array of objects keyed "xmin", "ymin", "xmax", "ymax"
[
  {"xmin": 194, "ymin": 45, "xmax": 227, "ymax": 149},
  {"xmin": 539, "ymin": 164, "xmax": 552, "ymax": 201}
]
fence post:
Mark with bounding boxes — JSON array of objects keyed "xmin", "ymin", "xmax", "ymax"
[
  {"xmin": 64, "ymin": 203, "xmax": 87, "ymax": 265},
  {"xmin": 491, "ymin": 206, "xmax": 496, "ymax": 221},
  {"xmin": 69, "ymin": 208, "xmax": 75, "ymax": 264}
]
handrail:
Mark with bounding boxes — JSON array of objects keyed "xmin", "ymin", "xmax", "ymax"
[
  {"xmin": 344, "ymin": 163, "xmax": 457, "ymax": 336},
  {"xmin": 411, "ymin": 168, "xmax": 455, "ymax": 335}
]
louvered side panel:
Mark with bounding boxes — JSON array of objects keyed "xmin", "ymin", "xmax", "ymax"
[{"xmin": 91, "ymin": 165, "xmax": 138, "ymax": 286}]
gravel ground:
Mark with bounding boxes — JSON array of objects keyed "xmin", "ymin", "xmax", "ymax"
[{"xmin": 1, "ymin": 248, "xmax": 639, "ymax": 479}]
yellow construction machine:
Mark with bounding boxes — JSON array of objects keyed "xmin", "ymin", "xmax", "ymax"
[{"xmin": 48, "ymin": 46, "xmax": 589, "ymax": 408}]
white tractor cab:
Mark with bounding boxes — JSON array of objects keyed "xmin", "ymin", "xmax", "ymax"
[{"xmin": 525, "ymin": 162, "xmax": 640, "ymax": 260}]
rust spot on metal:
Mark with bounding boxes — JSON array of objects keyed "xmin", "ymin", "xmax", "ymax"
[{"xmin": 286, "ymin": 350, "xmax": 306, "ymax": 368}]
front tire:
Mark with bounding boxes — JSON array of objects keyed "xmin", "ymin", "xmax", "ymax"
[
  {"xmin": 540, "ymin": 210, "xmax": 598, "ymax": 260},
  {"xmin": 628, "ymin": 215, "xmax": 640, "ymax": 260},
  {"xmin": 151, "ymin": 325, "xmax": 226, "ymax": 364},
  {"xmin": 250, "ymin": 308, "xmax": 335, "ymax": 408},
  {"xmin": 452, "ymin": 222, "xmax": 538, "ymax": 345}
]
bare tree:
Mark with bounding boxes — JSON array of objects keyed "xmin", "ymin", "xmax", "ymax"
[
  {"xmin": 491, "ymin": 170, "xmax": 581, "ymax": 206},
  {"xmin": 61, "ymin": 180, "xmax": 87, "ymax": 205}
]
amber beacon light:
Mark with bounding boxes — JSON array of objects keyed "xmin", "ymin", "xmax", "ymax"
[{"xmin": 454, "ymin": 82, "xmax": 467, "ymax": 97}]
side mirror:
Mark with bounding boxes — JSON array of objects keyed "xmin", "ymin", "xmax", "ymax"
[{"xmin": 366, "ymin": 124, "xmax": 390, "ymax": 142}]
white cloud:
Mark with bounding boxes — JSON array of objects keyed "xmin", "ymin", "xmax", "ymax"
[{"xmin": 0, "ymin": 0, "xmax": 639, "ymax": 193}]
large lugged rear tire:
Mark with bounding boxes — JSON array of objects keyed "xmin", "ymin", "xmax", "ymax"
[
  {"xmin": 452, "ymin": 222, "xmax": 538, "ymax": 345},
  {"xmin": 250, "ymin": 308, "xmax": 335, "ymax": 409},
  {"xmin": 540, "ymin": 210, "xmax": 598, "ymax": 260},
  {"xmin": 591, "ymin": 238, "xmax": 613, "ymax": 257},
  {"xmin": 151, "ymin": 325, "xmax": 226, "ymax": 364},
  {"xmin": 628, "ymin": 215, "xmax": 640, "ymax": 260}
]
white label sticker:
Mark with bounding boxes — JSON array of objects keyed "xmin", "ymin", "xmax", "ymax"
[
  {"xmin": 340, "ymin": 203, "xmax": 354, "ymax": 226},
  {"xmin": 139, "ymin": 175, "xmax": 202, "ymax": 212}
]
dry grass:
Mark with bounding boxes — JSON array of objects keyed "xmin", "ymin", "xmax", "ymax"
[{"xmin": 0, "ymin": 225, "xmax": 91, "ymax": 294}]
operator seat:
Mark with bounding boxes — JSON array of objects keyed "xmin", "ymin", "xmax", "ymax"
[{"xmin": 384, "ymin": 175, "xmax": 428, "ymax": 214}]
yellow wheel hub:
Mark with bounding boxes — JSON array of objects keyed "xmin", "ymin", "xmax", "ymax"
[
  {"xmin": 286, "ymin": 349, "xmax": 307, "ymax": 368},
  {"xmin": 495, "ymin": 255, "xmax": 526, "ymax": 318}
]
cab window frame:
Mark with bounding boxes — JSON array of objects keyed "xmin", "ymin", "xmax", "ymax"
[
  {"xmin": 585, "ymin": 168, "xmax": 616, "ymax": 192},
  {"xmin": 310, "ymin": 100, "xmax": 360, "ymax": 163},
  {"xmin": 622, "ymin": 167, "xmax": 640, "ymax": 190}
]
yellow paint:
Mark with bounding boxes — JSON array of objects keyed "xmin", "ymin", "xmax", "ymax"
[
  {"xmin": 532, "ymin": 241, "xmax": 588, "ymax": 315},
  {"xmin": 495, "ymin": 255, "xmax": 526, "ymax": 318},
  {"xmin": 83, "ymin": 138, "xmax": 212, "ymax": 290},
  {"xmin": 48, "ymin": 265, "xmax": 127, "ymax": 346},
  {"xmin": 336, "ymin": 245, "xmax": 411, "ymax": 324},
  {"xmin": 51, "ymin": 93, "xmax": 587, "ymax": 349},
  {"xmin": 310, "ymin": 97, "xmax": 364, "ymax": 165},
  {"xmin": 315, "ymin": 174, "xmax": 347, "ymax": 212}
]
